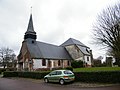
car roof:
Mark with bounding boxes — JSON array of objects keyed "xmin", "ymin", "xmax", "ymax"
[{"xmin": 53, "ymin": 70, "xmax": 71, "ymax": 72}]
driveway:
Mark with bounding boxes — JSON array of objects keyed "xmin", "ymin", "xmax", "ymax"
[{"xmin": 0, "ymin": 78, "xmax": 120, "ymax": 90}]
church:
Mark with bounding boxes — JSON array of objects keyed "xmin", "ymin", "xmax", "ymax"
[{"xmin": 17, "ymin": 14, "xmax": 93, "ymax": 71}]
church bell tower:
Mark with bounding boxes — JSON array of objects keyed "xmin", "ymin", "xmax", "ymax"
[{"xmin": 24, "ymin": 14, "xmax": 37, "ymax": 41}]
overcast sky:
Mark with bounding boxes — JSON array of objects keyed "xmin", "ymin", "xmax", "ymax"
[{"xmin": 0, "ymin": 0, "xmax": 119, "ymax": 59}]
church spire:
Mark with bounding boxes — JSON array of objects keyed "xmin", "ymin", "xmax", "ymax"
[
  {"xmin": 25, "ymin": 14, "xmax": 36, "ymax": 34},
  {"xmin": 24, "ymin": 13, "xmax": 37, "ymax": 40}
]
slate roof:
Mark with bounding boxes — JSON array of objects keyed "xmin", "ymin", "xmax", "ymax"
[
  {"xmin": 25, "ymin": 14, "xmax": 36, "ymax": 35},
  {"xmin": 27, "ymin": 41, "xmax": 72, "ymax": 60},
  {"xmin": 77, "ymin": 45, "xmax": 90, "ymax": 55},
  {"xmin": 61, "ymin": 38, "xmax": 87, "ymax": 47},
  {"xmin": 61, "ymin": 38, "xmax": 90, "ymax": 55}
]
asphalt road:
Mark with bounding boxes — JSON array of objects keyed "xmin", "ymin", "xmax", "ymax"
[{"xmin": 0, "ymin": 78, "xmax": 120, "ymax": 90}]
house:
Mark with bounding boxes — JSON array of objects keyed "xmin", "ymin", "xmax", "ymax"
[
  {"xmin": 17, "ymin": 14, "xmax": 93, "ymax": 71},
  {"xmin": 93, "ymin": 56, "xmax": 103, "ymax": 67},
  {"xmin": 106, "ymin": 57, "xmax": 113, "ymax": 67},
  {"xmin": 93, "ymin": 59, "xmax": 102, "ymax": 67},
  {"xmin": 61, "ymin": 38, "xmax": 93, "ymax": 67}
]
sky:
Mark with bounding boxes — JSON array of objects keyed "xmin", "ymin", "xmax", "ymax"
[{"xmin": 0, "ymin": 0, "xmax": 119, "ymax": 59}]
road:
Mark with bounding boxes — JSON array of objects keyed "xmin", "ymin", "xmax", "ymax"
[{"xmin": 0, "ymin": 78, "xmax": 120, "ymax": 90}]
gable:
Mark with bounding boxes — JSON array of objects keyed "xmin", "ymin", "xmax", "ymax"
[
  {"xmin": 61, "ymin": 38, "xmax": 90, "ymax": 56},
  {"xmin": 65, "ymin": 45, "xmax": 84, "ymax": 60}
]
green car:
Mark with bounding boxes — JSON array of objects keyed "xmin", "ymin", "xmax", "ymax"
[{"xmin": 44, "ymin": 70, "xmax": 75, "ymax": 85}]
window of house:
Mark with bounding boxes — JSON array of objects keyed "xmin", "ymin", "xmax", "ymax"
[
  {"xmin": 48, "ymin": 60, "xmax": 51, "ymax": 67},
  {"xmin": 87, "ymin": 57, "xmax": 89, "ymax": 61},
  {"xmin": 67, "ymin": 61, "xmax": 70, "ymax": 66},
  {"xmin": 58, "ymin": 60, "xmax": 61, "ymax": 66},
  {"xmin": 42, "ymin": 59, "xmax": 46, "ymax": 66},
  {"xmin": 32, "ymin": 41, "xmax": 34, "ymax": 44}
]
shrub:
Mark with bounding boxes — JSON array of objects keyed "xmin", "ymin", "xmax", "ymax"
[
  {"xmin": 71, "ymin": 60, "xmax": 83, "ymax": 68},
  {"xmin": 34, "ymin": 68, "xmax": 50, "ymax": 71},
  {"xmin": 52, "ymin": 67, "xmax": 63, "ymax": 70},
  {"xmin": 0, "ymin": 68, "xmax": 6, "ymax": 73},
  {"xmin": 24, "ymin": 68, "xmax": 29, "ymax": 71},
  {"xmin": 65, "ymin": 66, "xmax": 73, "ymax": 71},
  {"xmin": 0, "ymin": 68, "xmax": 17, "ymax": 74},
  {"xmin": 6, "ymin": 67, "xmax": 17, "ymax": 71}
]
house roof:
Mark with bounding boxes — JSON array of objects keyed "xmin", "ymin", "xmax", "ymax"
[
  {"xmin": 77, "ymin": 45, "xmax": 90, "ymax": 55},
  {"xmin": 27, "ymin": 41, "xmax": 72, "ymax": 60},
  {"xmin": 61, "ymin": 38, "xmax": 87, "ymax": 47},
  {"xmin": 61, "ymin": 38, "xmax": 90, "ymax": 55}
]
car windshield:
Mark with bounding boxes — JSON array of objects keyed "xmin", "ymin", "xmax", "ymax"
[{"xmin": 64, "ymin": 70, "xmax": 73, "ymax": 74}]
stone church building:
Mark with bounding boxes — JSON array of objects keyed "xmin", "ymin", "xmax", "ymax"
[{"xmin": 17, "ymin": 14, "xmax": 93, "ymax": 71}]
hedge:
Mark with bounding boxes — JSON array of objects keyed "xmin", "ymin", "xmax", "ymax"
[
  {"xmin": 3, "ymin": 71, "xmax": 120, "ymax": 83},
  {"xmin": 3, "ymin": 71, "xmax": 18, "ymax": 77},
  {"xmin": 0, "ymin": 68, "xmax": 6, "ymax": 74},
  {"xmin": 3, "ymin": 71, "xmax": 50, "ymax": 79},
  {"xmin": 74, "ymin": 71, "xmax": 120, "ymax": 83}
]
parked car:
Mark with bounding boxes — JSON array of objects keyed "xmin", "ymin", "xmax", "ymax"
[{"xmin": 44, "ymin": 70, "xmax": 75, "ymax": 85}]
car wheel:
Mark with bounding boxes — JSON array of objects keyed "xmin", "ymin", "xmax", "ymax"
[
  {"xmin": 59, "ymin": 79, "xmax": 65, "ymax": 85},
  {"xmin": 44, "ymin": 78, "xmax": 49, "ymax": 83}
]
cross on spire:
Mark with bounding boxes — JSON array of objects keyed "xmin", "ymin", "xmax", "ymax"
[{"xmin": 31, "ymin": 6, "xmax": 32, "ymax": 14}]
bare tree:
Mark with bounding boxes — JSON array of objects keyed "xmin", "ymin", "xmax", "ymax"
[
  {"xmin": 0, "ymin": 47, "xmax": 16, "ymax": 68},
  {"xmin": 93, "ymin": 3, "xmax": 120, "ymax": 66}
]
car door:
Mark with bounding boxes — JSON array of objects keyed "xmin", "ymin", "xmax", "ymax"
[
  {"xmin": 50, "ymin": 71, "xmax": 62, "ymax": 82},
  {"xmin": 55, "ymin": 71, "xmax": 62, "ymax": 82},
  {"xmin": 47, "ymin": 71, "xmax": 57, "ymax": 82}
]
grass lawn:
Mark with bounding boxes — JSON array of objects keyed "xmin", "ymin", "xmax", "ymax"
[{"xmin": 73, "ymin": 67, "xmax": 120, "ymax": 72}]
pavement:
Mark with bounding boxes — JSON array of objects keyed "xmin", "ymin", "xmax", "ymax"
[
  {"xmin": 0, "ymin": 73, "xmax": 119, "ymax": 88},
  {"xmin": 0, "ymin": 77, "xmax": 120, "ymax": 90},
  {"xmin": 7, "ymin": 77, "xmax": 120, "ymax": 88}
]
